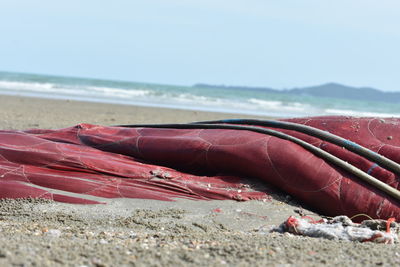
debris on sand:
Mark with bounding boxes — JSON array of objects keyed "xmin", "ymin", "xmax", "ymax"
[{"xmin": 278, "ymin": 215, "xmax": 399, "ymax": 244}]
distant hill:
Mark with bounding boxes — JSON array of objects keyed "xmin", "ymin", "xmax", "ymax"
[{"xmin": 193, "ymin": 83, "xmax": 400, "ymax": 103}]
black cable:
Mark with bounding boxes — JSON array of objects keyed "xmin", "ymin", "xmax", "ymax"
[
  {"xmin": 193, "ymin": 119, "xmax": 400, "ymax": 176},
  {"xmin": 118, "ymin": 122, "xmax": 400, "ymax": 201}
]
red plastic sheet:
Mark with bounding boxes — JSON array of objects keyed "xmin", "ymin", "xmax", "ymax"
[{"xmin": 0, "ymin": 116, "xmax": 399, "ymax": 220}]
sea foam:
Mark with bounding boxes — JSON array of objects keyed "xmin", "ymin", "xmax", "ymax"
[{"xmin": 1, "ymin": 72, "xmax": 399, "ymax": 118}]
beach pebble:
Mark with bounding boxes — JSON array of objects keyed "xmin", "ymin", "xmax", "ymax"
[
  {"xmin": 284, "ymin": 232, "xmax": 294, "ymax": 237},
  {"xmin": 45, "ymin": 229, "xmax": 62, "ymax": 238},
  {"xmin": 0, "ymin": 249, "xmax": 11, "ymax": 258},
  {"xmin": 99, "ymin": 239, "xmax": 108, "ymax": 244},
  {"xmin": 91, "ymin": 257, "xmax": 105, "ymax": 267},
  {"xmin": 129, "ymin": 231, "xmax": 137, "ymax": 238}
]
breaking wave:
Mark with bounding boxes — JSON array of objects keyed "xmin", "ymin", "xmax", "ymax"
[
  {"xmin": 1, "ymin": 73, "xmax": 399, "ymax": 118},
  {"xmin": 0, "ymin": 80, "xmax": 152, "ymax": 99}
]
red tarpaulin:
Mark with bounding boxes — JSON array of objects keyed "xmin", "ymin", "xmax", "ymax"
[{"xmin": 0, "ymin": 116, "xmax": 399, "ymax": 220}]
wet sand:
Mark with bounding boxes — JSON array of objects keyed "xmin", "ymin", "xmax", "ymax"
[{"xmin": 0, "ymin": 94, "xmax": 399, "ymax": 266}]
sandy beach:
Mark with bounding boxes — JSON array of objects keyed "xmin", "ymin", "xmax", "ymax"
[{"xmin": 0, "ymin": 95, "xmax": 399, "ymax": 266}]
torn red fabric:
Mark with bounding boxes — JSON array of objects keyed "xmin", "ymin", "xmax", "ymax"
[{"xmin": 0, "ymin": 116, "xmax": 399, "ymax": 220}]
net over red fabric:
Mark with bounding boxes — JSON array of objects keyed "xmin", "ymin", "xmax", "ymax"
[{"xmin": 0, "ymin": 116, "xmax": 399, "ymax": 220}]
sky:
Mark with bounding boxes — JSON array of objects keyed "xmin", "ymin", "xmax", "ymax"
[{"xmin": 1, "ymin": 0, "xmax": 400, "ymax": 91}]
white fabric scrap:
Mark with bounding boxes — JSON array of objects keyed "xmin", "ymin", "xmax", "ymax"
[{"xmin": 280, "ymin": 216, "xmax": 398, "ymax": 244}]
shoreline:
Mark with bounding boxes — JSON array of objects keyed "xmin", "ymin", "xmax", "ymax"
[
  {"xmin": 0, "ymin": 90, "xmax": 291, "ymax": 118},
  {"xmin": 0, "ymin": 94, "xmax": 271, "ymax": 130}
]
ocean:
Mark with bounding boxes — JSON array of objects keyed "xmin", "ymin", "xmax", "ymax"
[{"xmin": 0, "ymin": 71, "xmax": 399, "ymax": 118}]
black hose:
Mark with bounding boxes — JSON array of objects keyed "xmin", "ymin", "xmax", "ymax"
[
  {"xmin": 118, "ymin": 122, "xmax": 400, "ymax": 201},
  {"xmin": 193, "ymin": 119, "xmax": 400, "ymax": 176}
]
